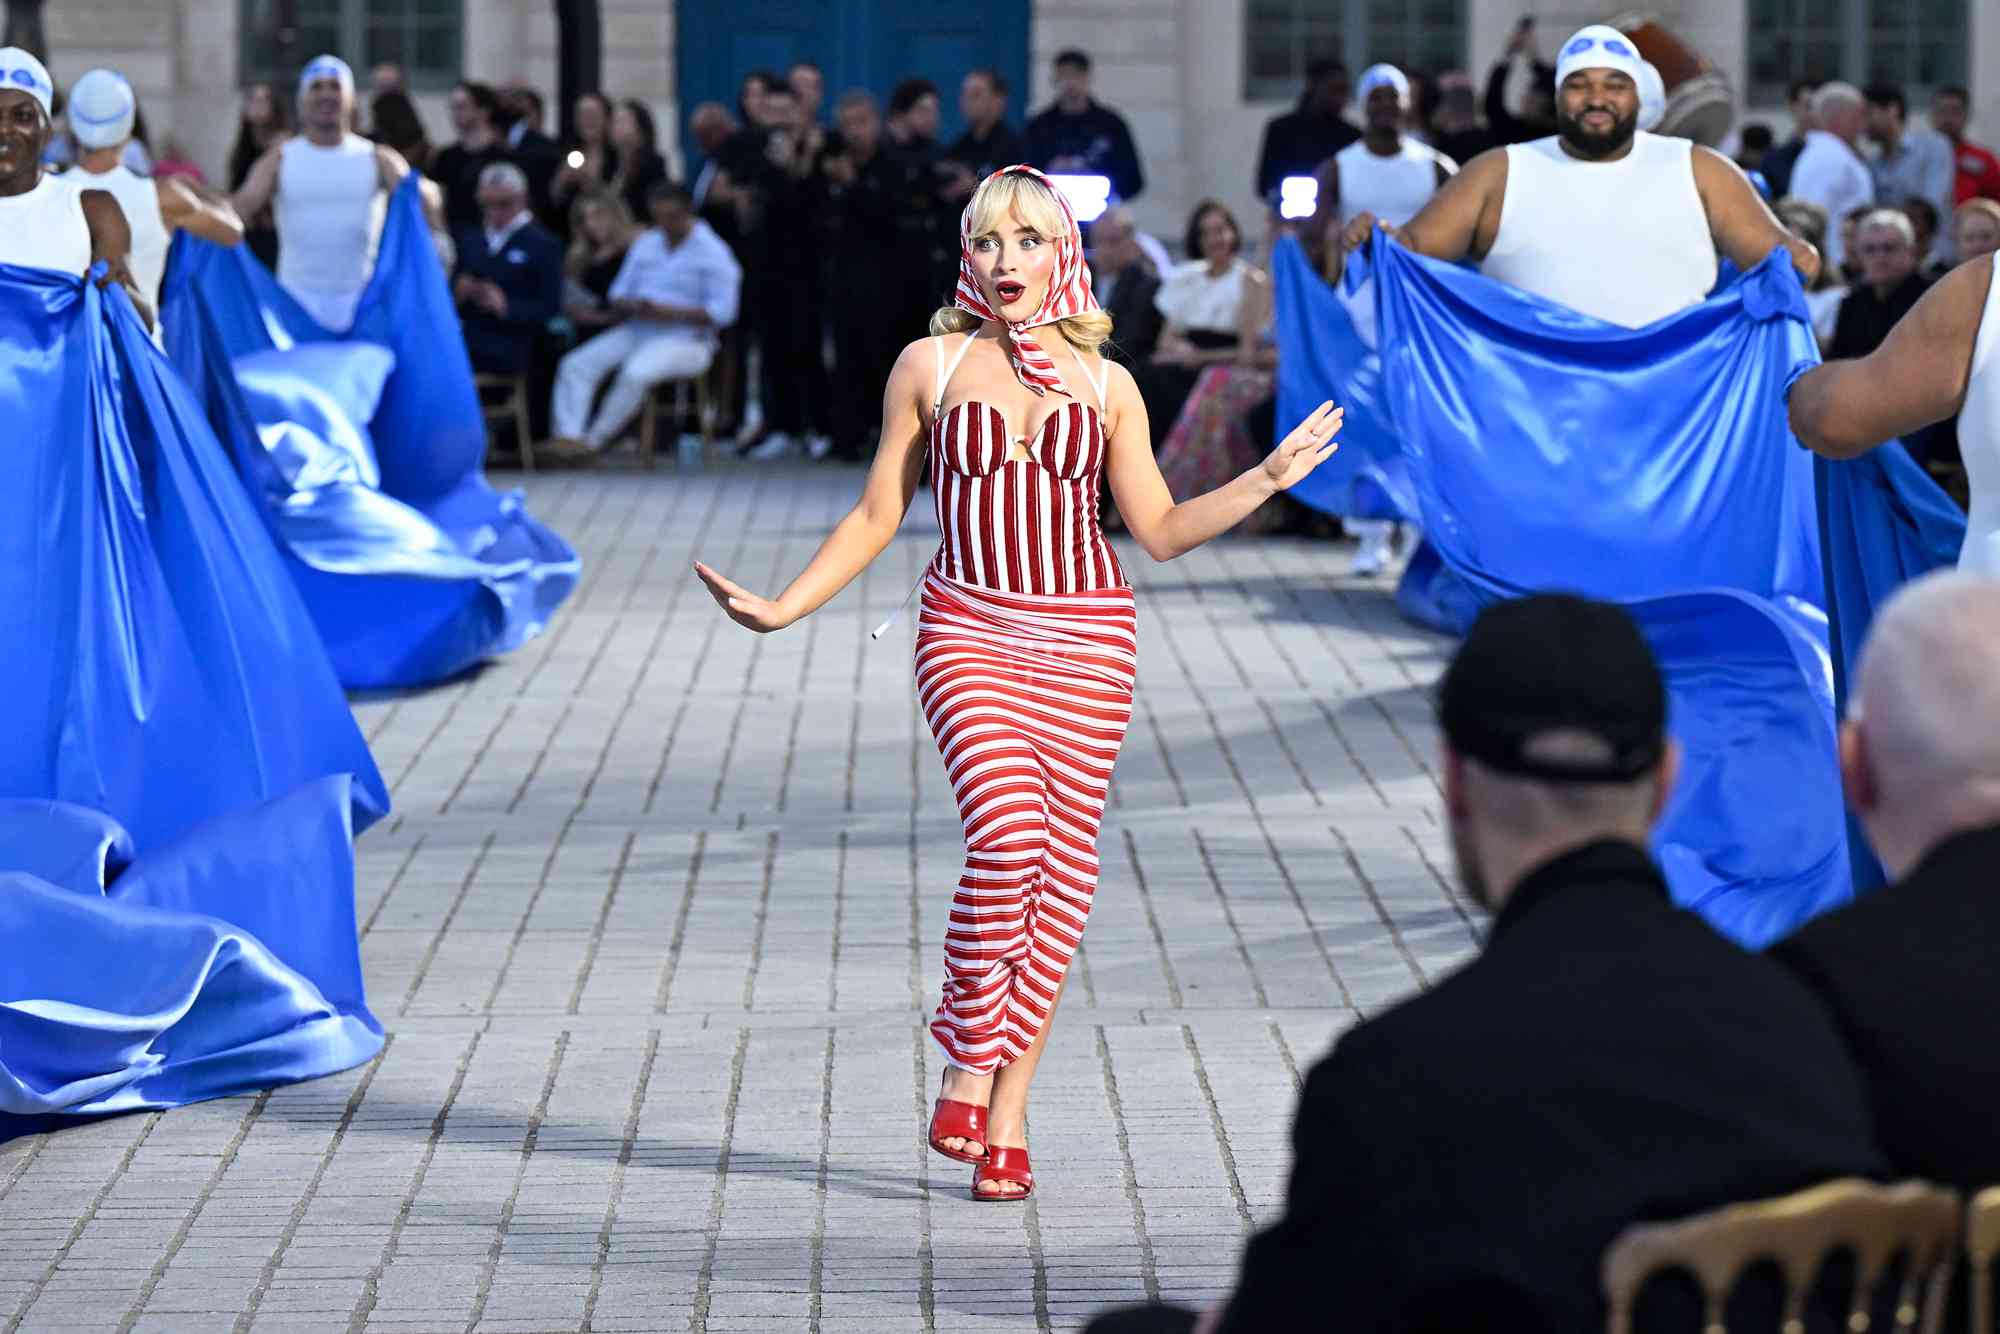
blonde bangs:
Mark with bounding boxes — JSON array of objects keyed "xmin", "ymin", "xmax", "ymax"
[{"xmin": 961, "ymin": 170, "xmax": 1071, "ymax": 247}]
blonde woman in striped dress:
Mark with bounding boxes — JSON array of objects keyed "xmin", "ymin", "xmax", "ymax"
[{"xmin": 696, "ymin": 165, "xmax": 1342, "ymax": 1200}]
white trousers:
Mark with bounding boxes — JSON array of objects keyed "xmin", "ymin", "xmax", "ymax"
[{"xmin": 552, "ymin": 325, "xmax": 714, "ymax": 449}]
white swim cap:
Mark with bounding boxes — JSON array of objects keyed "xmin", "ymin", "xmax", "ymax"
[
  {"xmin": 1636, "ymin": 61, "xmax": 1665, "ymax": 132},
  {"xmin": 0, "ymin": 47, "xmax": 53, "ymax": 122},
  {"xmin": 69, "ymin": 68, "xmax": 135, "ymax": 149},
  {"xmin": 1553, "ymin": 25, "xmax": 1643, "ymax": 91},
  {"xmin": 299, "ymin": 54, "xmax": 355, "ymax": 100},
  {"xmin": 1356, "ymin": 63, "xmax": 1411, "ymax": 108}
]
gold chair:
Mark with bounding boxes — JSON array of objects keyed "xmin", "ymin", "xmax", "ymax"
[
  {"xmin": 1602, "ymin": 1178, "xmax": 1961, "ymax": 1334},
  {"xmin": 637, "ymin": 372, "xmax": 712, "ymax": 470},
  {"xmin": 473, "ymin": 372, "xmax": 535, "ymax": 472},
  {"xmin": 1969, "ymin": 1187, "xmax": 2000, "ymax": 1334}
]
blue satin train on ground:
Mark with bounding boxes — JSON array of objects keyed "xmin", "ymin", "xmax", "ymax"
[
  {"xmin": 1274, "ymin": 233, "xmax": 1961, "ymax": 946},
  {"xmin": 1, "ymin": 265, "xmax": 391, "ymax": 1129},
  {"xmin": 162, "ymin": 174, "xmax": 579, "ymax": 689}
]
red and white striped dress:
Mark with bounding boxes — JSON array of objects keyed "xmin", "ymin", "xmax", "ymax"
[{"xmin": 917, "ymin": 334, "xmax": 1137, "ymax": 1073}]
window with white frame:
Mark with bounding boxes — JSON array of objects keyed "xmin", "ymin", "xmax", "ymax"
[
  {"xmin": 240, "ymin": 0, "xmax": 462, "ymax": 90},
  {"xmin": 1244, "ymin": 0, "xmax": 1467, "ymax": 103},
  {"xmin": 1745, "ymin": 0, "xmax": 1968, "ymax": 106}
]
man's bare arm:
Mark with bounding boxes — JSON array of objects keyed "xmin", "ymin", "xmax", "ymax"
[
  {"xmin": 1788, "ymin": 255, "xmax": 1992, "ymax": 459},
  {"xmin": 230, "ymin": 142, "xmax": 283, "ymax": 221},
  {"xmin": 79, "ymin": 188, "xmax": 153, "ymax": 330},
  {"xmin": 1341, "ymin": 146, "xmax": 1505, "ymax": 264},
  {"xmin": 158, "ymin": 176, "xmax": 245, "ymax": 247},
  {"xmin": 1692, "ymin": 146, "xmax": 1819, "ymax": 285}
]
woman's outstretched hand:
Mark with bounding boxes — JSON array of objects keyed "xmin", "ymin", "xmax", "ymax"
[
  {"xmin": 1263, "ymin": 400, "xmax": 1344, "ymax": 491},
  {"xmin": 694, "ymin": 561, "xmax": 793, "ymax": 633}
]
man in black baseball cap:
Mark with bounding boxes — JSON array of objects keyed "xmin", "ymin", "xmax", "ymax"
[
  {"xmin": 1090, "ymin": 592, "xmax": 1884, "ymax": 1334},
  {"xmin": 1436, "ymin": 592, "xmax": 1675, "ymax": 910}
]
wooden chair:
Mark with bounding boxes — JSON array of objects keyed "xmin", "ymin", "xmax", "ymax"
[
  {"xmin": 637, "ymin": 372, "xmax": 712, "ymax": 470},
  {"xmin": 1601, "ymin": 1178, "xmax": 1961, "ymax": 1334},
  {"xmin": 473, "ymin": 372, "xmax": 535, "ymax": 472},
  {"xmin": 1969, "ymin": 1187, "xmax": 2000, "ymax": 1334}
]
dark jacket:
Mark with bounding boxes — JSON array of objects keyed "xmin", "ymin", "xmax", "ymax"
[
  {"xmin": 1831, "ymin": 273, "xmax": 1932, "ymax": 359},
  {"xmin": 1253, "ymin": 105, "xmax": 1359, "ymax": 198},
  {"xmin": 431, "ymin": 140, "xmax": 517, "ymax": 236},
  {"xmin": 1484, "ymin": 59, "xmax": 1558, "ymax": 145},
  {"xmin": 945, "ymin": 121, "xmax": 1027, "ymax": 181},
  {"xmin": 1216, "ymin": 841, "xmax": 1886, "ymax": 1334},
  {"xmin": 1024, "ymin": 99, "xmax": 1144, "ymax": 201},
  {"xmin": 506, "ymin": 125, "xmax": 564, "ymax": 228},
  {"xmin": 453, "ymin": 218, "xmax": 564, "ymax": 374},
  {"xmin": 1094, "ymin": 260, "xmax": 1162, "ymax": 365},
  {"xmin": 1769, "ymin": 824, "xmax": 2000, "ymax": 1194}
]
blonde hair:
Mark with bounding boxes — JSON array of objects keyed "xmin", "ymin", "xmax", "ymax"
[
  {"xmin": 929, "ymin": 170, "xmax": 1113, "ymax": 354},
  {"xmin": 565, "ymin": 187, "xmax": 639, "ymax": 279}
]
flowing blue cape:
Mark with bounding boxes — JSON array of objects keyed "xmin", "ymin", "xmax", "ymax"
[
  {"xmin": 162, "ymin": 175, "xmax": 580, "ymax": 689},
  {"xmin": 1276, "ymin": 233, "xmax": 1860, "ymax": 945},
  {"xmin": 0, "ymin": 265, "xmax": 389, "ymax": 1126}
]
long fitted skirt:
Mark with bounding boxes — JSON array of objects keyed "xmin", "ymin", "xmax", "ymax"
[{"xmin": 915, "ymin": 568, "xmax": 1138, "ymax": 1073}]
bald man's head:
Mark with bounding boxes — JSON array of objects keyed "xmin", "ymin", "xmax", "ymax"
[{"xmin": 1845, "ymin": 572, "xmax": 2000, "ymax": 877}]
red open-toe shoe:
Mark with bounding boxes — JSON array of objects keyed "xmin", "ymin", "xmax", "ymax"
[
  {"xmin": 972, "ymin": 1145, "xmax": 1033, "ymax": 1201},
  {"xmin": 928, "ymin": 1098, "xmax": 990, "ymax": 1164}
]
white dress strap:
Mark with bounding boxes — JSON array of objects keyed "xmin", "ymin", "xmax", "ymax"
[
  {"xmin": 934, "ymin": 332, "xmax": 979, "ymax": 414},
  {"xmin": 1067, "ymin": 341, "xmax": 1111, "ymax": 411}
]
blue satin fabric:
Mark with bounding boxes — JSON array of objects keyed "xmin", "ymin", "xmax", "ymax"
[
  {"xmin": 0, "ymin": 266, "xmax": 386, "ymax": 1124},
  {"xmin": 1274, "ymin": 233, "xmax": 1852, "ymax": 945},
  {"xmin": 162, "ymin": 175, "xmax": 580, "ymax": 688}
]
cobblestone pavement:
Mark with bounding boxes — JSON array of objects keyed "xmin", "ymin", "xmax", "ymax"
[{"xmin": 1, "ymin": 464, "xmax": 1472, "ymax": 1334}]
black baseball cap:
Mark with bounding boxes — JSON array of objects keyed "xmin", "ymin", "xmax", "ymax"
[{"xmin": 1437, "ymin": 594, "xmax": 1667, "ymax": 784}]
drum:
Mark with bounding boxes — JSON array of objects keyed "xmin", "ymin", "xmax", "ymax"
[{"xmin": 1611, "ymin": 12, "xmax": 1735, "ymax": 147}]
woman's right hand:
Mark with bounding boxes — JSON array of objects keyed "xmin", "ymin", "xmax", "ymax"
[{"xmin": 695, "ymin": 562, "xmax": 794, "ymax": 633}]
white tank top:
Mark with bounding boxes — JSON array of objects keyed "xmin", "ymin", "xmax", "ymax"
[
  {"xmin": 1483, "ymin": 132, "xmax": 1717, "ymax": 329},
  {"xmin": 275, "ymin": 135, "xmax": 382, "ymax": 332},
  {"xmin": 1956, "ymin": 257, "xmax": 2000, "ymax": 577},
  {"xmin": 1335, "ymin": 137, "xmax": 1448, "ymax": 229},
  {"xmin": 67, "ymin": 163, "xmax": 168, "ymax": 315},
  {"xmin": 0, "ymin": 173, "xmax": 90, "ymax": 277}
]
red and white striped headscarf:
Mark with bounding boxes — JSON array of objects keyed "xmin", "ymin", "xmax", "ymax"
[{"xmin": 952, "ymin": 164, "xmax": 1100, "ymax": 398}]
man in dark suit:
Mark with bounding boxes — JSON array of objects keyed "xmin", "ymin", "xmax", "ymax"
[
  {"xmin": 500, "ymin": 83, "xmax": 563, "ymax": 230},
  {"xmin": 1769, "ymin": 572, "xmax": 2000, "ymax": 1195},
  {"xmin": 452, "ymin": 162, "xmax": 563, "ymax": 377},
  {"xmin": 1088, "ymin": 596, "xmax": 1887, "ymax": 1334},
  {"xmin": 1089, "ymin": 206, "xmax": 1161, "ymax": 365}
]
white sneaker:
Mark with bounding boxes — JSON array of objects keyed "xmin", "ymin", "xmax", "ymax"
[
  {"xmin": 806, "ymin": 433, "xmax": 835, "ymax": 461},
  {"xmin": 1349, "ymin": 520, "xmax": 1395, "ymax": 576},
  {"xmin": 747, "ymin": 432, "xmax": 799, "ymax": 462}
]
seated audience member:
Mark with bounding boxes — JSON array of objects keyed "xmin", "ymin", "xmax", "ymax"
[
  {"xmin": 1831, "ymin": 208, "xmax": 1931, "ymax": 359},
  {"xmin": 1089, "ymin": 205, "xmax": 1162, "ymax": 365},
  {"xmin": 1776, "ymin": 198, "xmax": 1847, "ymax": 349},
  {"xmin": 562, "ymin": 188, "xmax": 640, "ymax": 344},
  {"xmin": 1769, "ymin": 573, "xmax": 2000, "ymax": 1195},
  {"xmin": 1138, "ymin": 199, "xmax": 1262, "ymax": 447},
  {"xmin": 1899, "ymin": 194, "xmax": 1949, "ymax": 278},
  {"xmin": 544, "ymin": 182, "xmax": 741, "ymax": 463},
  {"xmin": 608, "ymin": 99, "xmax": 670, "ymax": 226},
  {"xmin": 1155, "ymin": 267, "xmax": 1282, "ymax": 535},
  {"xmin": 1088, "ymin": 596, "xmax": 1885, "ymax": 1334},
  {"xmin": 1954, "ymin": 197, "xmax": 2000, "ymax": 263},
  {"xmin": 452, "ymin": 162, "xmax": 562, "ymax": 377}
]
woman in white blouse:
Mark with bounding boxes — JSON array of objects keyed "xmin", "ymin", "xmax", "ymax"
[{"xmin": 1138, "ymin": 200, "xmax": 1267, "ymax": 445}]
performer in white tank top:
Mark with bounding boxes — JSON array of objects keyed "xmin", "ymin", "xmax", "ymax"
[
  {"xmin": 0, "ymin": 48, "xmax": 150, "ymax": 324},
  {"xmin": 231, "ymin": 55, "xmax": 423, "ymax": 334},
  {"xmin": 63, "ymin": 67, "xmax": 244, "ymax": 332},
  {"xmin": 1327, "ymin": 63, "xmax": 1456, "ymax": 573},
  {"xmin": 1338, "ymin": 25, "xmax": 1819, "ymax": 327},
  {"xmin": 1789, "ymin": 254, "xmax": 2000, "ymax": 575}
]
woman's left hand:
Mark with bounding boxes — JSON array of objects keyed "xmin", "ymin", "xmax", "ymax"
[{"xmin": 1262, "ymin": 400, "xmax": 1343, "ymax": 490}]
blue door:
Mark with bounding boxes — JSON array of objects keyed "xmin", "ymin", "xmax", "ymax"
[{"xmin": 675, "ymin": 0, "xmax": 1031, "ymax": 169}]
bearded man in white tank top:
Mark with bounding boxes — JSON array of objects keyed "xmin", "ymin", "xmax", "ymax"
[
  {"xmin": 1790, "ymin": 256, "xmax": 2000, "ymax": 576},
  {"xmin": 1340, "ymin": 25, "xmax": 1818, "ymax": 329},
  {"xmin": 65, "ymin": 67, "xmax": 243, "ymax": 335},
  {"xmin": 1328, "ymin": 63, "xmax": 1455, "ymax": 574},
  {"xmin": 0, "ymin": 47, "xmax": 150, "ymax": 329},
  {"xmin": 231, "ymin": 55, "xmax": 439, "ymax": 334}
]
